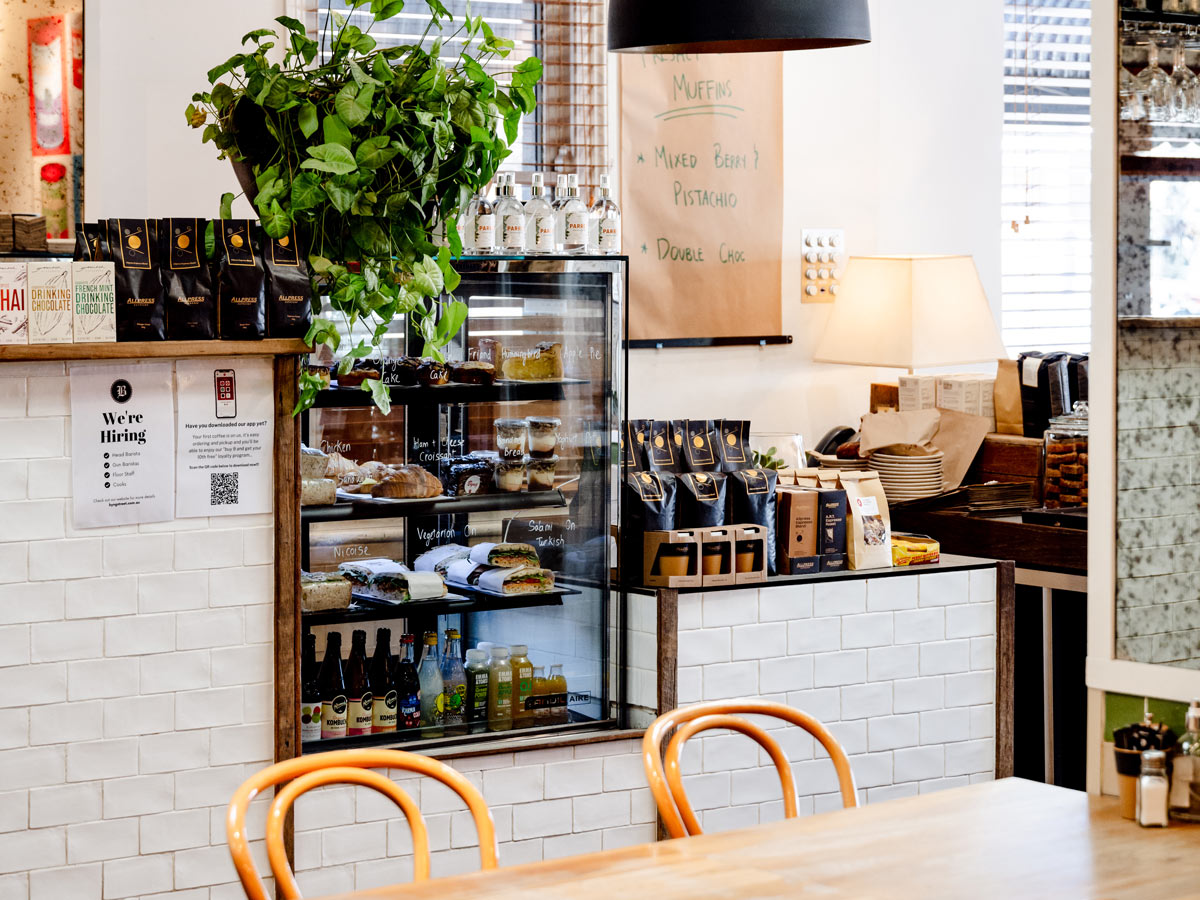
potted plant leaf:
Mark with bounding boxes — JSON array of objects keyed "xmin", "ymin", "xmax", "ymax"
[{"xmin": 187, "ymin": 0, "xmax": 542, "ymax": 413}]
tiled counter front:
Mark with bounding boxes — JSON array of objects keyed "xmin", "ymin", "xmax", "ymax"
[{"xmin": 648, "ymin": 559, "xmax": 1010, "ymax": 829}]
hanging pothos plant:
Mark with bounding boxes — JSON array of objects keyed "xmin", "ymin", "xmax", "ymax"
[{"xmin": 187, "ymin": 0, "xmax": 542, "ymax": 414}]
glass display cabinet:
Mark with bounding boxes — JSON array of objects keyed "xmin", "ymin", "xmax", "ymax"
[{"xmin": 299, "ymin": 255, "xmax": 627, "ymax": 752}]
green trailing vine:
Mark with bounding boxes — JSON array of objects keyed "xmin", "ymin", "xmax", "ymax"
[{"xmin": 188, "ymin": 0, "xmax": 542, "ymax": 414}]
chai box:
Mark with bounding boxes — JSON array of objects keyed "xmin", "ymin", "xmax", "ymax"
[
  {"xmin": 733, "ymin": 524, "xmax": 769, "ymax": 584},
  {"xmin": 27, "ymin": 261, "xmax": 73, "ymax": 343},
  {"xmin": 0, "ymin": 262, "xmax": 28, "ymax": 344},
  {"xmin": 698, "ymin": 526, "xmax": 737, "ymax": 587},
  {"xmin": 72, "ymin": 261, "xmax": 116, "ymax": 343},
  {"xmin": 777, "ymin": 485, "xmax": 819, "ymax": 574},
  {"xmin": 643, "ymin": 530, "xmax": 702, "ymax": 589},
  {"xmin": 899, "ymin": 374, "xmax": 937, "ymax": 411}
]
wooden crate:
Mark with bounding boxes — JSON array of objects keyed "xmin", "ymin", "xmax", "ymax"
[{"xmin": 968, "ymin": 433, "xmax": 1044, "ymax": 502}]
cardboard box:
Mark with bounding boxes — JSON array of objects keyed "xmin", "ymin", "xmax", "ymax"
[
  {"xmin": 820, "ymin": 553, "xmax": 848, "ymax": 572},
  {"xmin": 643, "ymin": 530, "xmax": 702, "ymax": 588},
  {"xmin": 72, "ymin": 261, "xmax": 116, "ymax": 343},
  {"xmin": 899, "ymin": 375, "xmax": 937, "ymax": 411},
  {"xmin": 777, "ymin": 486, "xmax": 819, "ymax": 573},
  {"xmin": 699, "ymin": 526, "xmax": 737, "ymax": 587},
  {"xmin": 734, "ymin": 524, "xmax": 769, "ymax": 584},
  {"xmin": 870, "ymin": 382, "xmax": 899, "ymax": 413},
  {"xmin": 783, "ymin": 556, "xmax": 820, "ymax": 575},
  {"xmin": 27, "ymin": 261, "xmax": 73, "ymax": 344},
  {"xmin": 0, "ymin": 262, "xmax": 28, "ymax": 344}
]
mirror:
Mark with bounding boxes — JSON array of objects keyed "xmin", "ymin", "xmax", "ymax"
[{"xmin": 1115, "ymin": 12, "xmax": 1200, "ymax": 668}]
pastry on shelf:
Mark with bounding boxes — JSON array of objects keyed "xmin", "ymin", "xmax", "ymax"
[
  {"xmin": 300, "ymin": 477, "xmax": 337, "ymax": 506},
  {"xmin": 449, "ymin": 360, "xmax": 496, "ymax": 385},
  {"xmin": 300, "ymin": 571, "xmax": 352, "ymax": 611},
  {"xmin": 500, "ymin": 341, "xmax": 564, "ymax": 381},
  {"xmin": 324, "ymin": 452, "xmax": 360, "ymax": 480},
  {"xmin": 381, "ymin": 356, "xmax": 420, "ymax": 386},
  {"xmin": 417, "ymin": 359, "xmax": 449, "ymax": 386},
  {"xmin": 336, "ymin": 361, "xmax": 381, "ymax": 387},
  {"xmin": 300, "ymin": 444, "xmax": 330, "ymax": 479},
  {"xmin": 370, "ymin": 464, "xmax": 444, "ymax": 499}
]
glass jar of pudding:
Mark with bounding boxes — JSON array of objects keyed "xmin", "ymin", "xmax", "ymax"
[
  {"xmin": 526, "ymin": 416, "xmax": 561, "ymax": 457},
  {"xmin": 495, "ymin": 458, "xmax": 526, "ymax": 492},
  {"xmin": 525, "ymin": 455, "xmax": 558, "ymax": 491},
  {"xmin": 494, "ymin": 417, "xmax": 528, "ymax": 459}
]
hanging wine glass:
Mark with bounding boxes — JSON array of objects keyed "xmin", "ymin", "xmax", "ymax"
[
  {"xmin": 1140, "ymin": 38, "xmax": 1172, "ymax": 121},
  {"xmin": 1169, "ymin": 39, "xmax": 1197, "ymax": 122}
]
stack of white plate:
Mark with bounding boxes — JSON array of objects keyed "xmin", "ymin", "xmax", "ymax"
[
  {"xmin": 868, "ymin": 451, "xmax": 944, "ymax": 501},
  {"xmin": 809, "ymin": 452, "xmax": 870, "ymax": 471}
]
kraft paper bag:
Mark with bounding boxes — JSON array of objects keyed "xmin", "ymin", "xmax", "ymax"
[
  {"xmin": 858, "ymin": 409, "xmax": 941, "ymax": 456},
  {"xmin": 995, "ymin": 357, "xmax": 1024, "ymax": 436}
]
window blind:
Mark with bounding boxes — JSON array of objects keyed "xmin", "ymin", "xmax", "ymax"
[
  {"xmin": 308, "ymin": 0, "xmax": 610, "ymax": 194},
  {"xmin": 1002, "ymin": 0, "xmax": 1092, "ymax": 355}
]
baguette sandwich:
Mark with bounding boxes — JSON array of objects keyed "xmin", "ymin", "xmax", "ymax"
[{"xmin": 468, "ymin": 542, "xmax": 540, "ymax": 568}]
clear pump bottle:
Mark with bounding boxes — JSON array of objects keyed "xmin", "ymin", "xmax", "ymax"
[
  {"xmin": 496, "ymin": 173, "xmax": 527, "ymax": 253},
  {"xmin": 525, "ymin": 173, "xmax": 556, "ymax": 254},
  {"xmin": 461, "ymin": 182, "xmax": 495, "ymax": 254},
  {"xmin": 589, "ymin": 174, "xmax": 621, "ymax": 254},
  {"xmin": 561, "ymin": 175, "xmax": 588, "ymax": 253},
  {"xmin": 552, "ymin": 174, "xmax": 569, "ymax": 251}
]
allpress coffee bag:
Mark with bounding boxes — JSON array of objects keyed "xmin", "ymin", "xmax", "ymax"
[
  {"xmin": 622, "ymin": 419, "xmax": 650, "ymax": 472},
  {"xmin": 645, "ymin": 419, "xmax": 682, "ymax": 473},
  {"xmin": 214, "ymin": 219, "xmax": 266, "ymax": 340},
  {"xmin": 263, "ymin": 230, "xmax": 313, "ymax": 338},
  {"xmin": 161, "ymin": 218, "xmax": 216, "ymax": 340},
  {"xmin": 0, "ymin": 262, "xmax": 28, "ymax": 344},
  {"xmin": 676, "ymin": 472, "xmax": 727, "ymax": 528},
  {"xmin": 840, "ymin": 471, "xmax": 892, "ymax": 570},
  {"xmin": 681, "ymin": 419, "xmax": 721, "ymax": 473},
  {"xmin": 621, "ymin": 471, "xmax": 677, "ymax": 578},
  {"xmin": 726, "ymin": 468, "xmax": 778, "ymax": 574},
  {"xmin": 715, "ymin": 419, "xmax": 751, "ymax": 473},
  {"xmin": 107, "ymin": 219, "xmax": 166, "ymax": 341}
]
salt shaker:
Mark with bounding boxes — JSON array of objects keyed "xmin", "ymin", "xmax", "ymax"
[{"xmin": 1137, "ymin": 750, "xmax": 1170, "ymax": 828}]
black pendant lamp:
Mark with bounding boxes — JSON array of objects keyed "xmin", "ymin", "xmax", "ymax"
[{"xmin": 607, "ymin": 0, "xmax": 871, "ymax": 54}]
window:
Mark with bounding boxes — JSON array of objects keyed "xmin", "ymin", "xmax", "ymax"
[
  {"xmin": 309, "ymin": 0, "xmax": 610, "ymax": 192},
  {"xmin": 1001, "ymin": 0, "xmax": 1092, "ymax": 355}
]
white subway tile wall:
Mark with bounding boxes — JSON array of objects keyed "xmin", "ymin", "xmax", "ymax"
[{"xmin": 0, "ymin": 365, "xmax": 277, "ymax": 900}]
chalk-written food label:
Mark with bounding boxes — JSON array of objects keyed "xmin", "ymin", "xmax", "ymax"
[
  {"xmin": 72, "ymin": 261, "xmax": 117, "ymax": 343},
  {"xmin": 0, "ymin": 262, "xmax": 28, "ymax": 344},
  {"xmin": 27, "ymin": 261, "xmax": 73, "ymax": 343}
]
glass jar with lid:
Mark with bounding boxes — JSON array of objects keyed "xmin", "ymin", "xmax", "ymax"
[{"xmin": 1043, "ymin": 401, "xmax": 1088, "ymax": 510}]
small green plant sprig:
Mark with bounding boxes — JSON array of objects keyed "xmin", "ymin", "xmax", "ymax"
[
  {"xmin": 188, "ymin": 0, "xmax": 542, "ymax": 413},
  {"xmin": 752, "ymin": 447, "xmax": 787, "ymax": 471}
]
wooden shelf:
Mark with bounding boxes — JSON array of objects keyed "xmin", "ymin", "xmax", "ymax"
[{"xmin": 0, "ymin": 339, "xmax": 310, "ymax": 362}]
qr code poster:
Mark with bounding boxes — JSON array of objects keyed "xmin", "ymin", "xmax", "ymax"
[{"xmin": 175, "ymin": 358, "xmax": 273, "ymax": 518}]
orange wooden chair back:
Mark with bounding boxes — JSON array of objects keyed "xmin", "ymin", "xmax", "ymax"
[
  {"xmin": 227, "ymin": 748, "xmax": 497, "ymax": 900},
  {"xmin": 643, "ymin": 700, "xmax": 858, "ymax": 838}
]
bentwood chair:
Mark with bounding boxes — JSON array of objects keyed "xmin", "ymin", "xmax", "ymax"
[
  {"xmin": 643, "ymin": 700, "xmax": 858, "ymax": 838},
  {"xmin": 227, "ymin": 748, "xmax": 497, "ymax": 900}
]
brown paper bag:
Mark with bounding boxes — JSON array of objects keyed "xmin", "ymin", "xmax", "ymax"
[
  {"xmin": 995, "ymin": 358, "xmax": 1023, "ymax": 436},
  {"xmin": 838, "ymin": 471, "xmax": 892, "ymax": 570}
]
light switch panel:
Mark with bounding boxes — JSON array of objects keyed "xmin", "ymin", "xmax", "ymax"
[{"xmin": 800, "ymin": 228, "xmax": 845, "ymax": 303}]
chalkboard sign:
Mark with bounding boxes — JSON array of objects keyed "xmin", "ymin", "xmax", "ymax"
[{"xmin": 620, "ymin": 53, "xmax": 783, "ymax": 342}]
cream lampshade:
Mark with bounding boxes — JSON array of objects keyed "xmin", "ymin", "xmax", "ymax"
[{"xmin": 813, "ymin": 255, "xmax": 1006, "ymax": 370}]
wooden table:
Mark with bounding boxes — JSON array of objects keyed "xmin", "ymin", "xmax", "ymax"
[{"xmin": 320, "ymin": 779, "xmax": 1200, "ymax": 900}]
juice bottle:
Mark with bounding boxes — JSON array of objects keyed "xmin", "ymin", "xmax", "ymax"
[
  {"xmin": 464, "ymin": 649, "xmax": 490, "ymax": 733},
  {"xmin": 345, "ymin": 630, "xmax": 373, "ymax": 736},
  {"xmin": 393, "ymin": 633, "xmax": 421, "ymax": 732},
  {"xmin": 318, "ymin": 632, "xmax": 347, "ymax": 740},
  {"xmin": 510, "ymin": 644, "xmax": 534, "ymax": 729},
  {"xmin": 418, "ymin": 631, "xmax": 444, "ymax": 737},
  {"xmin": 548, "ymin": 662, "xmax": 568, "ymax": 725},
  {"xmin": 531, "ymin": 665, "xmax": 549, "ymax": 725},
  {"xmin": 440, "ymin": 629, "xmax": 467, "ymax": 735},
  {"xmin": 300, "ymin": 632, "xmax": 322, "ymax": 743},
  {"xmin": 369, "ymin": 627, "xmax": 397, "ymax": 734},
  {"xmin": 487, "ymin": 646, "xmax": 513, "ymax": 732}
]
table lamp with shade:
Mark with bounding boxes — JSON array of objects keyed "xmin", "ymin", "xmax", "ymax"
[{"xmin": 813, "ymin": 255, "xmax": 1007, "ymax": 374}]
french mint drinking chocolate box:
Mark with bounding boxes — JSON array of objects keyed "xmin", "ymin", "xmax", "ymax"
[
  {"xmin": 27, "ymin": 261, "xmax": 73, "ymax": 343},
  {"xmin": 72, "ymin": 261, "xmax": 117, "ymax": 343},
  {"xmin": 0, "ymin": 262, "xmax": 28, "ymax": 344}
]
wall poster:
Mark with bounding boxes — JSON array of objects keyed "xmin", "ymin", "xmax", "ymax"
[{"xmin": 620, "ymin": 53, "xmax": 784, "ymax": 341}]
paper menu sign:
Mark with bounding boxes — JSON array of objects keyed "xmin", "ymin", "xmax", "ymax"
[
  {"xmin": 72, "ymin": 261, "xmax": 116, "ymax": 343},
  {"xmin": 70, "ymin": 362, "xmax": 175, "ymax": 528},
  {"xmin": 175, "ymin": 358, "xmax": 273, "ymax": 518},
  {"xmin": 0, "ymin": 262, "xmax": 27, "ymax": 344},
  {"xmin": 28, "ymin": 261, "xmax": 73, "ymax": 343}
]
